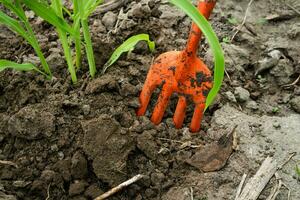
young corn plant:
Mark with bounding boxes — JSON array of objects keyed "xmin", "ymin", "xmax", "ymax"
[
  {"xmin": 23, "ymin": 0, "xmax": 104, "ymax": 83},
  {"xmin": 0, "ymin": 0, "xmax": 52, "ymax": 77},
  {"xmin": 73, "ymin": 0, "xmax": 103, "ymax": 77},
  {"xmin": 23, "ymin": 0, "xmax": 78, "ymax": 83}
]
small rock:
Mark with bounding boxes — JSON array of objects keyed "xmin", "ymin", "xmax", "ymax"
[
  {"xmin": 46, "ymin": 52, "xmax": 65, "ymax": 70},
  {"xmin": 290, "ymin": 96, "xmax": 300, "ymax": 113},
  {"xmin": 119, "ymin": 82, "xmax": 139, "ymax": 96},
  {"xmin": 246, "ymin": 101, "xmax": 258, "ymax": 110},
  {"xmin": 69, "ymin": 181, "xmax": 88, "ymax": 196},
  {"xmin": 93, "ymin": 19, "xmax": 106, "ymax": 33},
  {"xmin": 40, "ymin": 170, "xmax": 56, "ymax": 183},
  {"xmin": 22, "ymin": 54, "xmax": 40, "ymax": 66},
  {"xmin": 270, "ymin": 59, "xmax": 294, "ymax": 85},
  {"xmin": 102, "ymin": 11, "xmax": 117, "ymax": 29},
  {"xmin": 150, "ymin": 172, "xmax": 165, "ymax": 185},
  {"xmin": 58, "ymin": 151, "xmax": 64, "ymax": 160},
  {"xmin": 82, "ymin": 105, "xmax": 90, "ymax": 115},
  {"xmin": 127, "ymin": 98, "xmax": 140, "ymax": 108},
  {"xmin": 234, "ymin": 87, "xmax": 250, "ymax": 102},
  {"xmin": 288, "ymin": 23, "xmax": 300, "ymax": 39},
  {"xmin": 51, "ymin": 144, "xmax": 59, "ymax": 152},
  {"xmin": 84, "ymin": 184, "xmax": 103, "ymax": 199},
  {"xmin": 71, "ymin": 151, "xmax": 88, "ymax": 179},
  {"xmin": 225, "ymin": 91, "xmax": 237, "ymax": 103}
]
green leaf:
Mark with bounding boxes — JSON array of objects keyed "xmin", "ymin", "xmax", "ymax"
[
  {"xmin": 0, "ymin": 59, "xmax": 41, "ymax": 73},
  {"xmin": 295, "ymin": 165, "xmax": 300, "ymax": 177},
  {"xmin": 0, "ymin": 0, "xmax": 27, "ymax": 21},
  {"xmin": 23, "ymin": 0, "xmax": 75, "ymax": 35},
  {"xmin": 102, "ymin": 34, "xmax": 155, "ymax": 74},
  {"xmin": 0, "ymin": 11, "xmax": 33, "ymax": 43},
  {"xmin": 169, "ymin": 0, "xmax": 225, "ymax": 110}
]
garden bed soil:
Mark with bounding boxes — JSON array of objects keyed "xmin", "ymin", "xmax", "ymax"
[{"xmin": 1, "ymin": 0, "xmax": 300, "ymax": 200}]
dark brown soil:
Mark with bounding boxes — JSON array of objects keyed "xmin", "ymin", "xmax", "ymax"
[{"xmin": 1, "ymin": 0, "xmax": 300, "ymax": 200}]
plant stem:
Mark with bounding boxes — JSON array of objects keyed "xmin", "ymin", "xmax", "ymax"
[
  {"xmin": 81, "ymin": 18, "xmax": 96, "ymax": 77},
  {"xmin": 58, "ymin": 29, "xmax": 77, "ymax": 83},
  {"xmin": 73, "ymin": 1, "xmax": 82, "ymax": 69},
  {"xmin": 16, "ymin": 1, "xmax": 52, "ymax": 77}
]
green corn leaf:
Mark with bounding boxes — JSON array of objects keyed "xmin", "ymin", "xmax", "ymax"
[
  {"xmin": 0, "ymin": 0, "xmax": 27, "ymax": 21},
  {"xmin": 169, "ymin": 0, "xmax": 225, "ymax": 110},
  {"xmin": 0, "ymin": 11, "xmax": 33, "ymax": 43},
  {"xmin": 0, "ymin": 60, "xmax": 45, "ymax": 75},
  {"xmin": 102, "ymin": 34, "xmax": 155, "ymax": 74},
  {"xmin": 23, "ymin": 0, "xmax": 75, "ymax": 35}
]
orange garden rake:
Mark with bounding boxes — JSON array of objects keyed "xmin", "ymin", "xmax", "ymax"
[{"xmin": 137, "ymin": 1, "xmax": 216, "ymax": 132}]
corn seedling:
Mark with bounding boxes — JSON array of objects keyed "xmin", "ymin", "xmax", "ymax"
[
  {"xmin": 73, "ymin": 0, "xmax": 103, "ymax": 78},
  {"xmin": 0, "ymin": 59, "xmax": 47, "ymax": 76},
  {"xmin": 0, "ymin": 0, "xmax": 51, "ymax": 77},
  {"xmin": 169, "ymin": 0, "xmax": 225, "ymax": 109},
  {"xmin": 102, "ymin": 34, "xmax": 155, "ymax": 74},
  {"xmin": 23, "ymin": 0, "xmax": 78, "ymax": 83}
]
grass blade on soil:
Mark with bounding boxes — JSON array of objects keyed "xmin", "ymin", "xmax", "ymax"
[
  {"xmin": 0, "ymin": 60, "xmax": 46, "ymax": 76},
  {"xmin": 169, "ymin": 0, "xmax": 225, "ymax": 110},
  {"xmin": 102, "ymin": 34, "xmax": 155, "ymax": 74}
]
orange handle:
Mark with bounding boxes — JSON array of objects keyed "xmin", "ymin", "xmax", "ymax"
[{"xmin": 185, "ymin": 0, "xmax": 216, "ymax": 57}]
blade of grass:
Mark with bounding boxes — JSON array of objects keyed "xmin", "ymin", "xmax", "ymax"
[
  {"xmin": 102, "ymin": 34, "xmax": 155, "ymax": 74},
  {"xmin": 0, "ymin": 59, "xmax": 47, "ymax": 76},
  {"xmin": 0, "ymin": 10, "xmax": 51, "ymax": 76},
  {"xmin": 72, "ymin": 1, "xmax": 82, "ymax": 69},
  {"xmin": 81, "ymin": 18, "xmax": 96, "ymax": 77},
  {"xmin": 15, "ymin": 0, "xmax": 52, "ymax": 76},
  {"xmin": 169, "ymin": 0, "xmax": 225, "ymax": 110},
  {"xmin": 51, "ymin": 0, "xmax": 77, "ymax": 83},
  {"xmin": 23, "ymin": 0, "xmax": 75, "ymax": 36}
]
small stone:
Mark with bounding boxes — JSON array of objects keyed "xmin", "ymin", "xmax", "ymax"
[
  {"xmin": 246, "ymin": 101, "xmax": 258, "ymax": 110},
  {"xmin": 290, "ymin": 96, "xmax": 300, "ymax": 113},
  {"xmin": 150, "ymin": 172, "xmax": 165, "ymax": 185},
  {"xmin": 273, "ymin": 121, "xmax": 281, "ymax": 129},
  {"xmin": 51, "ymin": 144, "xmax": 58, "ymax": 152},
  {"xmin": 69, "ymin": 181, "xmax": 88, "ymax": 196},
  {"xmin": 46, "ymin": 52, "xmax": 65, "ymax": 70},
  {"xmin": 119, "ymin": 83, "xmax": 139, "ymax": 97},
  {"xmin": 234, "ymin": 87, "xmax": 250, "ymax": 102},
  {"xmin": 58, "ymin": 151, "xmax": 64, "ymax": 160},
  {"xmin": 102, "ymin": 11, "xmax": 117, "ymax": 29},
  {"xmin": 225, "ymin": 91, "xmax": 237, "ymax": 103},
  {"xmin": 82, "ymin": 105, "xmax": 90, "ymax": 115},
  {"xmin": 127, "ymin": 98, "xmax": 140, "ymax": 108}
]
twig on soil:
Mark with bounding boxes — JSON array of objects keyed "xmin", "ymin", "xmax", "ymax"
[
  {"xmin": 266, "ymin": 173, "xmax": 291, "ymax": 200},
  {"xmin": 235, "ymin": 157, "xmax": 278, "ymax": 200},
  {"xmin": 231, "ymin": 0, "xmax": 255, "ymax": 42},
  {"xmin": 94, "ymin": 174, "xmax": 145, "ymax": 200},
  {"xmin": 190, "ymin": 187, "xmax": 194, "ymax": 200},
  {"xmin": 235, "ymin": 173, "xmax": 247, "ymax": 200},
  {"xmin": 157, "ymin": 137, "xmax": 202, "ymax": 148},
  {"xmin": 92, "ymin": 0, "xmax": 127, "ymax": 16},
  {"xmin": 286, "ymin": 2, "xmax": 300, "ymax": 16},
  {"xmin": 278, "ymin": 152, "xmax": 296, "ymax": 170},
  {"xmin": 45, "ymin": 184, "xmax": 51, "ymax": 200},
  {"xmin": 282, "ymin": 75, "xmax": 300, "ymax": 88},
  {"xmin": 0, "ymin": 160, "xmax": 18, "ymax": 168}
]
